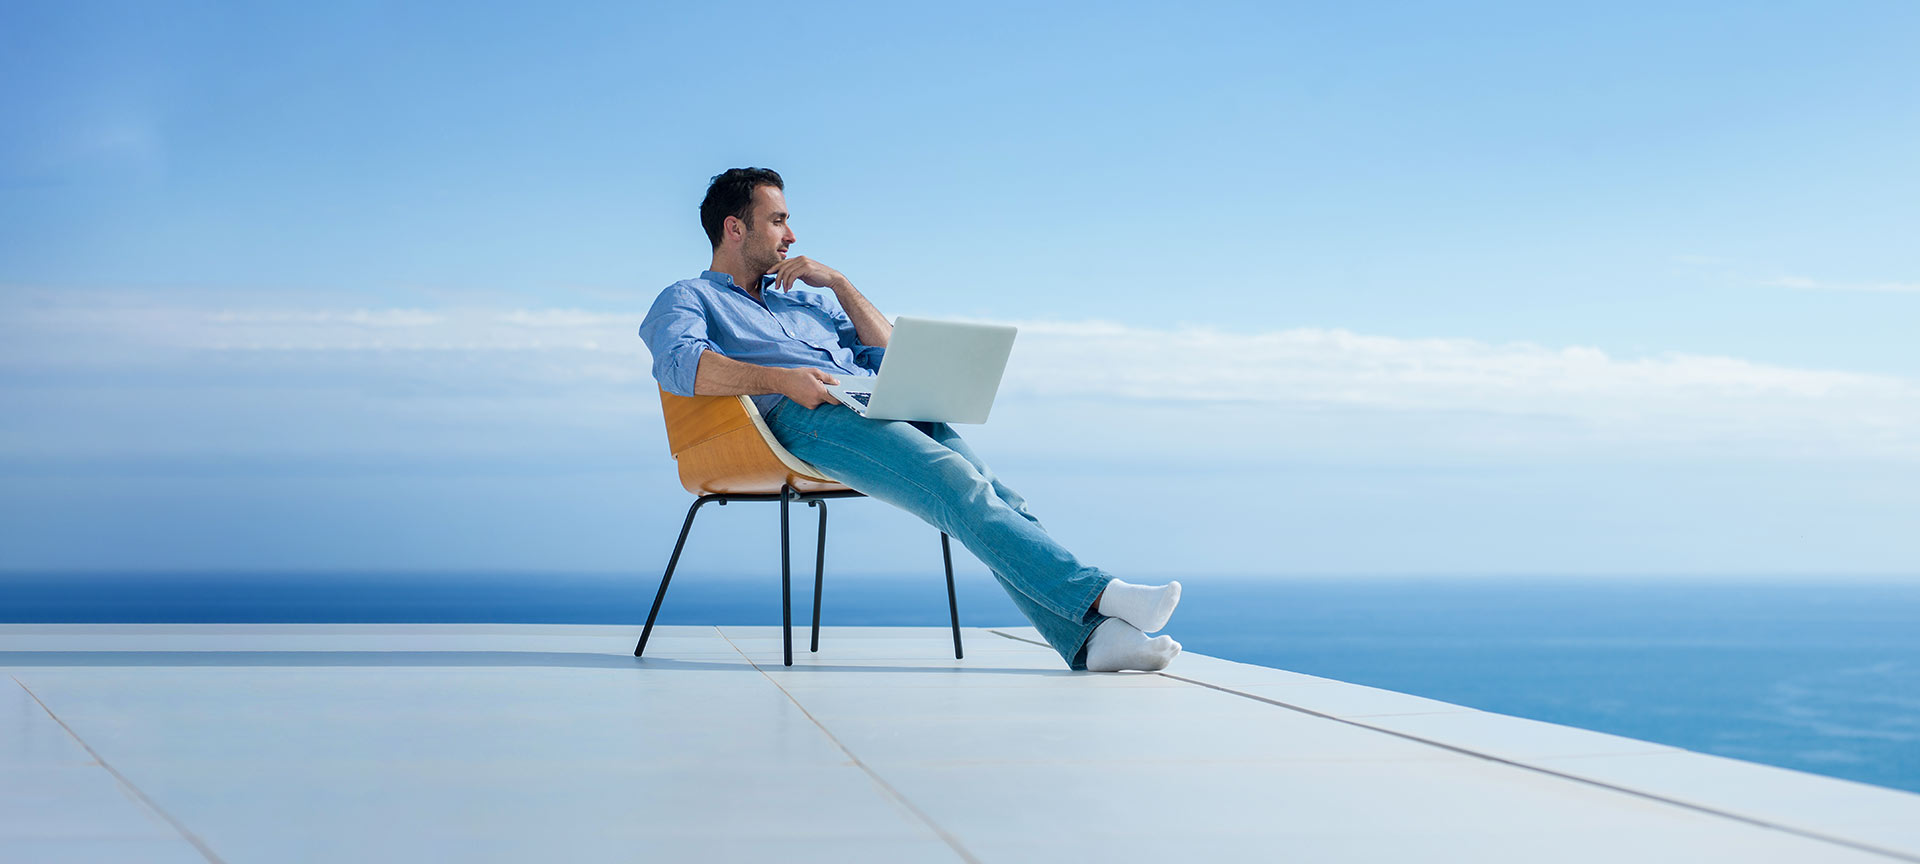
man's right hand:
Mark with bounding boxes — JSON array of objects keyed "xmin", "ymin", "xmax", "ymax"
[{"xmin": 773, "ymin": 367, "xmax": 842, "ymax": 409}]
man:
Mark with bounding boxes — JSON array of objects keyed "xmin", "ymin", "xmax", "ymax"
[{"xmin": 638, "ymin": 167, "xmax": 1182, "ymax": 671}]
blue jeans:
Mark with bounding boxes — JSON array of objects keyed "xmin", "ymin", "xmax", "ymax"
[{"xmin": 765, "ymin": 400, "xmax": 1111, "ymax": 669}]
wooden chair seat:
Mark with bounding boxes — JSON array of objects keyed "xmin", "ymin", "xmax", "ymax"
[{"xmin": 659, "ymin": 389, "xmax": 847, "ymax": 495}]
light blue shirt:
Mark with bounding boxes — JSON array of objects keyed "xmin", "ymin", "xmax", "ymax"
[{"xmin": 638, "ymin": 270, "xmax": 885, "ymax": 415}]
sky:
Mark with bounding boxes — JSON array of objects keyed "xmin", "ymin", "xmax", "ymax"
[{"xmin": 2, "ymin": 1, "xmax": 1917, "ymax": 577}]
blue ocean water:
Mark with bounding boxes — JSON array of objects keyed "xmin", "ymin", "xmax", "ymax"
[{"xmin": 4, "ymin": 572, "xmax": 1916, "ymax": 795}]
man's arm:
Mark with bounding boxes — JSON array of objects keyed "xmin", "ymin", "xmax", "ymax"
[
  {"xmin": 638, "ymin": 284, "xmax": 715, "ymax": 398},
  {"xmin": 639, "ymin": 283, "xmax": 844, "ymax": 411},
  {"xmin": 692, "ymin": 351, "xmax": 842, "ymax": 409},
  {"xmin": 827, "ymin": 277, "xmax": 891, "ymax": 349},
  {"xmin": 770, "ymin": 256, "xmax": 891, "ymax": 347}
]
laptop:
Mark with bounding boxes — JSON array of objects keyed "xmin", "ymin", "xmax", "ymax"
[{"xmin": 827, "ymin": 316, "xmax": 1017, "ymax": 424}]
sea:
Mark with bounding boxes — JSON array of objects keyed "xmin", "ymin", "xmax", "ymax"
[{"xmin": 5, "ymin": 571, "xmax": 1917, "ymax": 795}]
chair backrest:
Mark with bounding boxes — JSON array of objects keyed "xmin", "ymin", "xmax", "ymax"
[{"xmin": 657, "ymin": 389, "xmax": 844, "ymax": 495}]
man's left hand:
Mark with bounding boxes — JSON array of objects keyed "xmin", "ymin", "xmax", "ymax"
[{"xmin": 767, "ymin": 256, "xmax": 848, "ymax": 293}]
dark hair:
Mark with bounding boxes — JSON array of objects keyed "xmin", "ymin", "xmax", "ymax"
[{"xmin": 699, "ymin": 167, "xmax": 784, "ymax": 249}]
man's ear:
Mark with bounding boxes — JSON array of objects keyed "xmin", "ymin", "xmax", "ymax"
[{"xmin": 725, "ymin": 213, "xmax": 746, "ymax": 242}]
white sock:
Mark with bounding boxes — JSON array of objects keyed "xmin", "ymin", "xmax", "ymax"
[
  {"xmin": 1084, "ymin": 618, "xmax": 1181, "ymax": 673},
  {"xmin": 1096, "ymin": 579, "xmax": 1182, "ymax": 633}
]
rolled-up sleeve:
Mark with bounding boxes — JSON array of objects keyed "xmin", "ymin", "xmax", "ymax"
[
  {"xmin": 638, "ymin": 285, "xmax": 713, "ymax": 397},
  {"xmin": 830, "ymin": 298, "xmax": 887, "ymax": 373}
]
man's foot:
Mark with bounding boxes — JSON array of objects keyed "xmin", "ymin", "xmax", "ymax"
[
  {"xmin": 1096, "ymin": 579, "xmax": 1182, "ymax": 633},
  {"xmin": 1085, "ymin": 619, "xmax": 1181, "ymax": 673}
]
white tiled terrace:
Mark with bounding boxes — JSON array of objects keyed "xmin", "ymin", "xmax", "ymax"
[{"xmin": 4, "ymin": 623, "xmax": 1919, "ymax": 863}]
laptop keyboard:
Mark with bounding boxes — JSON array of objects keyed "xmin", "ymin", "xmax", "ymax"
[{"xmin": 846, "ymin": 392, "xmax": 873, "ymax": 406}]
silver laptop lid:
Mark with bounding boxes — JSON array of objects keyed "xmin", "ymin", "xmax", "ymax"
[{"xmin": 862, "ymin": 316, "xmax": 1016, "ymax": 424}]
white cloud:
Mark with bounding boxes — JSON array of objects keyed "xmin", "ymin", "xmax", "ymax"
[
  {"xmin": 3, "ymin": 303, "xmax": 644, "ymax": 358},
  {"xmin": 1771, "ymin": 276, "xmax": 1920, "ymax": 294},
  {"xmin": 985, "ymin": 319, "xmax": 1920, "ymax": 459},
  {"xmin": 7, "ymin": 297, "xmax": 1918, "ymax": 460},
  {"xmin": 186, "ymin": 306, "xmax": 638, "ymax": 353},
  {"xmin": 1003, "ymin": 319, "xmax": 1905, "ymax": 406},
  {"xmin": 208, "ymin": 309, "xmax": 446, "ymax": 327}
]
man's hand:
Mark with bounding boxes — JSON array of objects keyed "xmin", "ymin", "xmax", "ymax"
[
  {"xmin": 769, "ymin": 255, "xmax": 892, "ymax": 349},
  {"xmin": 773, "ymin": 366, "xmax": 842, "ymax": 409},
  {"xmin": 767, "ymin": 256, "xmax": 848, "ymax": 293}
]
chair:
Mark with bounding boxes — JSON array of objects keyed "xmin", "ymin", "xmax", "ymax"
[{"xmin": 633, "ymin": 389, "xmax": 963, "ymax": 666}]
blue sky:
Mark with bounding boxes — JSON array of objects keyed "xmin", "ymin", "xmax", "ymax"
[{"xmin": 3, "ymin": 1, "xmax": 1917, "ymax": 576}]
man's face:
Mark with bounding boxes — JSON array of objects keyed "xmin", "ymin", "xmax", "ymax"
[{"xmin": 737, "ymin": 185, "xmax": 795, "ymax": 274}]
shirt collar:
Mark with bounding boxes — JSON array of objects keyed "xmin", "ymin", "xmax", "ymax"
[{"xmin": 701, "ymin": 270, "xmax": 777, "ymax": 294}]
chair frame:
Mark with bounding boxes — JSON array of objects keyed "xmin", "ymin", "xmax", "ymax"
[
  {"xmin": 638, "ymin": 390, "xmax": 965, "ymax": 666},
  {"xmin": 633, "ymin": 482, "xmax": 965, "ymax": 667}
]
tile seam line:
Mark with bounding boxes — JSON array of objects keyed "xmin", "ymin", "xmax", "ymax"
[
  {"xmin": 716, "ymin": 628, "xmax": 983, "ymax": 864},
  {"xmin": 985, "ymin": 629, "xmax": 1920, "ymax": 864},
  {"xmin": 9, "ymin": 674, "xmax": 229, "ymax": 864}
]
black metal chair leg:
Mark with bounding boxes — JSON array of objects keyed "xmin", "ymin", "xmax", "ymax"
[
  {"xmin": 810, "ymin": 499, "xmax": 827, "ymax": 653},
  {"xmin": 779, "ymin": 485, "xmax": 794, "ymax": 667},
  {"xmin": 942, "ymin": 532, "xmax": 963, "ymax": 659},
  {"xmin": 637, "ymin": 488, "xmax": 959, "ymax": 666},
  {"xmin": 635, "ymin": 497, "xmax": 715, "ymax": 657}
]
